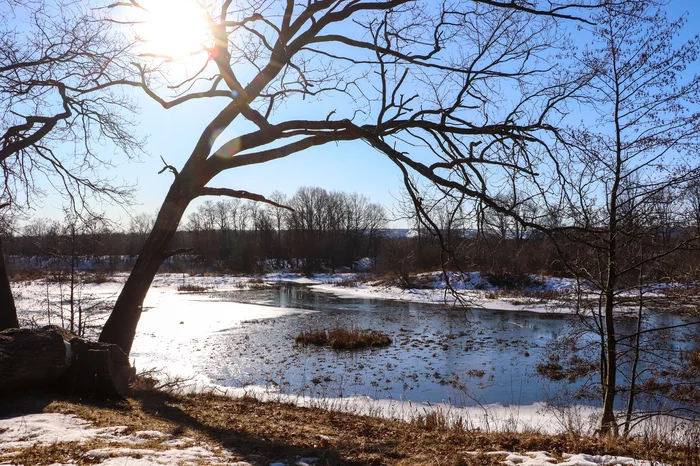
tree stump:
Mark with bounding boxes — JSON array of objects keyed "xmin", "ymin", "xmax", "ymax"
[{"xmin": 61, "ymin": 337, "xmax": 135, "ymax": 398}]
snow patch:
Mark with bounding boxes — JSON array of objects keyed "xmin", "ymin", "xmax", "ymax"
[
  {"xmin": 0, "ymin": 413, "xmax": 237, "ymax": 465},
  {"xmin": 0, "ymin": 413, "xmax": 95, "ymax": 449},
  {"xmin": 86, "ymin": 445, "xmax": 233, "ymax": 465},
  {"xmin": 464, "ymin": 450, "xmax": 666, "ymax": 466}
]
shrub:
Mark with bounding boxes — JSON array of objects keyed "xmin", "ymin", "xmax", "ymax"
[
  {"xmin": 246, "ymin": 277, "xmax": 268, "ymax": 289},
  {"xmin": 334, "ymin": 277, "xmax": 362, "ymax": 287},
  {"xmin": 296, "ymin": 327, "xmax": 392, "ymax": 350},
  {"xmin": 485, "ymin": 272, "xmax": 543, "ymax": 290},
  {"xmin": 82, "ymin": 271, "xmax": 113, "ymax": 284}
]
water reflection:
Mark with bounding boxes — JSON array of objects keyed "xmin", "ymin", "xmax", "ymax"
[{"xmin": 191, "ymin": 284, "xmax": 697, "ymax": 409}]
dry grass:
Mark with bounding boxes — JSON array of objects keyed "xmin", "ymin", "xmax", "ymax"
[
  {"xmin": 334, "ymin": 277, "xmax": 363, "ymax": 287},
  {"xmin": 296, "ymin": 327, "xmax": 392, "ymax": 350},
  {"xmin": 484, "ymin": 272, "xmax": 543, "ymax": 290},
  {"xmin": 484, "ymin": 288, "xmax": 567, "ymax": 301},
  {"xmin": 1, "ymin": 389, "xmax": 697, "ymax": 466},
  {"xmin": 176, "ymin": 284, "xmax": 207, "ymax": 293},
  {"xmin": 7, "ymin": 268, "xmax": 48, "ymax": 281},
  {"xmin": 0, "ymin": 438, "xmax": 186, "ymax": 466},
  {"xmin": 2, "ymin": 441, "xmax": 100, "ymax": 465},
  {"xmin": 372, "ymin": 271, "xmax": 436, "ymax": 290},
  {"xmin": 81, "ymin": 271, "xmax": 115, "ymax": 284},
  {"xmin": 246, "ymin": 277, "xmax": 269, "ymax": 290}
]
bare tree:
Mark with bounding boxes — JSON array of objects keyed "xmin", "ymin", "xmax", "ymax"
[
  {"xmin": 0, "ymin": 0, "xmax": 141, "ymax": 330},
  {"xmin": 129, "ymin": 213, "xmax": 155, "ymax": 237},
  {"xmin": 1, "ymin": 0, "xmax": 140, "ymax": 205},
  {"xmin": 0, "ymin": 204, "xmax": 18, "ymax": 329},
  {"xmin": 97, "ymin": 0, "xmax": 606, "ymax": 354},
  {"xmin": 543, "ymin": 0, "xmax": 700, "ymax": 434},
  {"xmin": 268, "ymin": 190, "xmax": 288, "ymax": 268},
  {"xmin": 54, "ymin": 211, "xmax": 108, "ymax": 336}
]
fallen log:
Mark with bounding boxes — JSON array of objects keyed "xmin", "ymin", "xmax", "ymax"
[
  {"xmin": 0, "ymin": 326, "xmax": 135, "ymax": 399},
  {"xmin": 0, "ymin": 326, "xmax": 70, "ymax": 391}
]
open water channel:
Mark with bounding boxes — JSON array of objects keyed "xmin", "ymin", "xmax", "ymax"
[{"xmin": 139, "ymin": 284, "xmax": 696, "ymax": 411}]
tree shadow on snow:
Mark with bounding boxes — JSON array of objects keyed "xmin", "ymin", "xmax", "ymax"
[{"xmin": 131, "ymin": 388, "xmax": 349, "ymax": 466}]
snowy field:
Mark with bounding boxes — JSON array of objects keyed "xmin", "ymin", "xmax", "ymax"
[
  {"xmin": 0, "ymin": 413, "xmax": 243, "ymax": 465},
  {"xmin": 12, "ymin": 270, "xmax": 585, "ymax": 393},
  {"xmin": 13, "ymin": 270, "xmax": 584, "ymax": 336}
]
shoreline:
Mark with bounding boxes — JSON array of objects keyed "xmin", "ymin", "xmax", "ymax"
[{"xmin": 1, "ymin": 388, "xmax": 694, "ymax": 466}]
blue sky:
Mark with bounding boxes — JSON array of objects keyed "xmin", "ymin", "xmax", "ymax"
[
  {"xmin": 116, "ymin": 93, "xmax": 407, "ymax": 223},
  {"xmin": 26, "ymin": 0, "xmax": 700, "ymax": 229}
]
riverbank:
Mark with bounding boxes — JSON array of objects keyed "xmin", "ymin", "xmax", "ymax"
[
  {"xmin": 13, "ymin": 271, "xmax": 700, "ymax": 328},
  {"xmin": 1, "ymin": 387, "xmax": 696, "ymax": 466},
  {"xmin": 11, "ymin": 271, "xmax": 698, "ymax": 410},
  {"xmin": 9, "ymin": 271, "xmax": 698, "ymax": 447}
]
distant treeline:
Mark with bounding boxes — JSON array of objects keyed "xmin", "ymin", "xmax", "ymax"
[
  {"xmin": 3, "ymin": 187, "xmax": 388, "ymax": 274},
  {"xmin": 4, "ymin": 186, "xmax": 700, "ymax": 283}
]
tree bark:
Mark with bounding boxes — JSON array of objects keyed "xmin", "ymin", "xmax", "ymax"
[
  {"xmin": 601, "ymin": 291, "xmax": 618, "ymax": 435},
  {"xmin": 99, "ymin": 182, "xmax": 192, "ymax": 354},
  {"xmin": 0, "ymin": 236, "xmax": 19, "ymax": 331},
  {"xmin": 600, "ymin": 35, "xmax": 623, "ymax": 436},
  {"xmin": 65, "ymin": 335, "xmax": 134, "ymax": 398},
  {"xmin": 623, "ymin": 285, "xmax": 644, "ymax": 437}
]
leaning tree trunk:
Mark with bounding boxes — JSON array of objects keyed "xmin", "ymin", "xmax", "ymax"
[
  {"xmin": 0, "ymin": 235, "xmax": 19, "ymax": 331},
  {"xmin": 99, "ymin": 183, "xmax": 192, "ymax": 355}
]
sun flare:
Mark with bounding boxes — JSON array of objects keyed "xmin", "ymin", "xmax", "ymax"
[{"xmin": 138, "ymin": 0, "xmax": 211, "ymax": 60}]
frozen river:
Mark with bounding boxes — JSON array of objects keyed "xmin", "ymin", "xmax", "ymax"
[{"xmin": 130, "ymin": 283, "xmax": 697, "ymax": 410}]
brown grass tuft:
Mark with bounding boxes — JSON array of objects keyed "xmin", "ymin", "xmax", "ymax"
[
  {"xmin": 296, "ymin": 327, "xmax": 392, "ymax": 350},
  {"xmin": 177, "ymin": 284, "xmax": 207, "ymax": 292}
]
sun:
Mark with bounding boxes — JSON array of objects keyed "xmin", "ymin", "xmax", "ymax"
[{"xmin": 138, "ymin": 0, "xmax": 211, "ymax": 60}]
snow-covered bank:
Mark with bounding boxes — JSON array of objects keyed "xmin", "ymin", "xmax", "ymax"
[
  {"xmin": 15, "ymin": 270, "xmax": 684, "ymax": 324},
  {"xmin": 269, "ymin": 271, "xmax": 580, "ymax": 313},
  {"xmin": 136, "ymin": 380, "xmax": 694, "ymax": 448},
  {"xmin": 310, "ymin": 280, "xmax": 568, "ymax": 313},
  {"xmin": 10, "ymin": 271, "xmax": 695, "ymax": 446},
  {"xmin": 203, "ymin": 385, "xmax": 603, "ymax": 435},
  {"xmin": 0, "ymin": 413, "xmax": 240, "ymax": 465},
  {"xmin": 151, "ymin": 270, "xmax": 582, "ymax": 315},
  {"xmin": 0, "ymin": 412, "xmax": 671, "ymax": 465}
]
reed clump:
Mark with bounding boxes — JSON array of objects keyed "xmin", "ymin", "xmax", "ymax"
[{"xmin": 296, "ymin": 327, "xmax": 392, "ymax": 350}]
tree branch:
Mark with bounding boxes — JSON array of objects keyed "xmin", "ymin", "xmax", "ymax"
[
  {"xmin": 157, "ymin": 155, "xmax": 179, "ymax": 177},
  {"xmin": 162, "ymin": 248, "xmax": 194, "ymax": 260},
  {"xmin": 197, "ymin": 187, "xmax": 294, "ymax": 211}
]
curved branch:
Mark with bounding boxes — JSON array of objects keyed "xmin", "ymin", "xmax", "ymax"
[
  {"xmin": 0, "ymin": 83, "xmax": 71, "ymax": 162},
  {"xmin": 198, "ymin": 187, "xmax": 293, "ymax": 211}
]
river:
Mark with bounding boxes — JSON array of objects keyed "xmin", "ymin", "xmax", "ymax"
[{"xmin": 130, "ymin": 283, "xmax": 697, "ymax": 412}]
